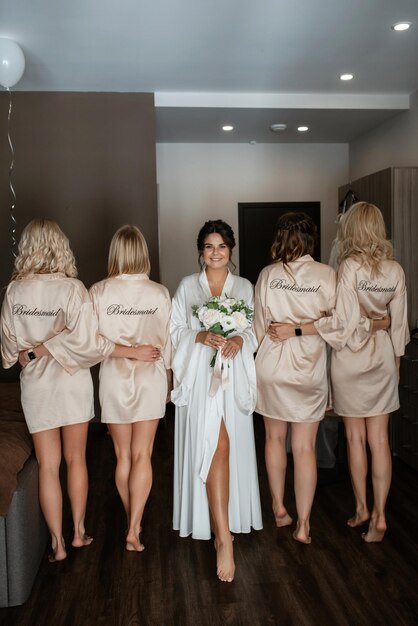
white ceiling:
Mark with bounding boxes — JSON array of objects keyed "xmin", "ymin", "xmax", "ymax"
[{"xmin": 1, "ymin": 0, "xmax": 418, "ymax": 142}]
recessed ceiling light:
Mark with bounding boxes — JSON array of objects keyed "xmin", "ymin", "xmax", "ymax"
[
  {"xmin": 297, "ymin": 126, "xmax": 309, "ymax": 132},
  {"xmin": 340, "ymin": 73, "xmax": 354, "ymax": 81},
  {"xmin": 222, "ymin": 125, "xmax": 234, "ymax": 131},
  {"xmin": 392, "ymin": 22, "xmax": 411, "ymax": 31},
  {"xmin": 270, "ymin": 123, "xmax": 287, "ymax": 132}
]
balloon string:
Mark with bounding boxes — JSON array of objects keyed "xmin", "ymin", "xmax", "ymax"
[{"xmin": 6, "ymin": 87, "xmax": 17, "ymax": 258}]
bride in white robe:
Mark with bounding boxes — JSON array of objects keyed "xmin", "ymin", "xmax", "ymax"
[{"xmin": 170, "ymin": 220, "xmax": 262, "ymax": 583}]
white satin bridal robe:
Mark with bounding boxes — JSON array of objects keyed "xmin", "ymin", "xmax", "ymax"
[{"xmin": 170, "ymin": 271, "xmax": 262, "ymax": 539}]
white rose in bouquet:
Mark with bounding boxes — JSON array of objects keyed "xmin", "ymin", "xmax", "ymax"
[
  {"xmin": 220, "ymin": 315, "xmax": 236, "ymax": 332},
  {"xmin": 231, "ymin": 310, "xmax": 250, "ymax": 330},
  {"xmin": 222, "ymin": 298, "xmax": 236, "ymax": 313},
  {"xmin": 202, "ymin": 308, "xmax": 221, "ymax": 329},
  {"xmin": 197, "ymin": 306, "xmax": 208, "ymax": 322}
]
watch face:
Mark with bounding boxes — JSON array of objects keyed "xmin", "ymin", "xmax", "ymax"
[
  {"xmin": 295, "ymin": 327, "xmax": 302, "ymax": 336},
  {"xmin": 28, "ymin": 350, "xmax": 36, "ymax": 360}
]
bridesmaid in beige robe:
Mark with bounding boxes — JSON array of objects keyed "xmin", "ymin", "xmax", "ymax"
[
  {"xmin": 272, "ymin": 203, "xmax": 409, "ymax": 542},
  {"xmin": 89, "ymin": 225, "xmax": 172, "ymax": 552},
  {"xmin": 0, "ymin": 219, "xmax": 114, "ymax": 562},
  {"xmin": 254, "ymin": 212, "xmax": 336, "ymax": 544},
  {"xmin": 317, "ymin": 203, "xmax": 409, "ymax": 542}
]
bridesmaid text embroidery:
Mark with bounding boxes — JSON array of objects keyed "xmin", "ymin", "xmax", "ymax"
[
  {"xmin": 107, "ymin": 304, "xmax": 158, "ymax": 315},
  {"xmin": 358, "ymin": 281, "xmax": 397, "ymax": 293},
  {"xmin": 12, "ymin": 304, "xmax": 60, "ymax": 317},
  {"xmin": 269, "ymin": 279, "xmax": 320, "ymax": 293}
]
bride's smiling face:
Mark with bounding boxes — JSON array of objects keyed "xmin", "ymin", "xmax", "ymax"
[{"xmin": 202, "ymin": 233, "xmax": 230, "ymax": 270}]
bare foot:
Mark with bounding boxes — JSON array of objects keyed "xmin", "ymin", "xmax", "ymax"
[
  {"xmin": 361, "ymin": 518, "xmax": 386, "ymax": 543},
  {"xmin": 126, "ymin": 531, "xmax": 144, "ymax": 552},
  {"xmin": 215, "ymin": 537, "xmax": 235, "ymax": 582},
  {"xmin": 273, "ymin": 508, "xmax": 293, "ymax": 528},
  {"xmin": 72, "ymin": 533, "xmax": 93, "ymax": 548},
  {"xmin": 48, "ymin": 538, "xmax": 66, "ymax": 562},
  {"xmin": 292, "ymin": 521, "xmax": 311, "ymax": 545},
  {"xmin": 347, "ymin": 509, "xmax": 370, "ymax": 528}
]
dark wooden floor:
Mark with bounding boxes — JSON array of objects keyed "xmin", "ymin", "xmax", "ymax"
[{"xmin": 1, "ymin": 410, "xmax": 418, "ymax": 626}]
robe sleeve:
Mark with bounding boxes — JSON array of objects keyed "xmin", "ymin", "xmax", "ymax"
[
  {"xmin": 231, "ymin": 281, "xmax": 257, "ymax": 413},
  {"xmin": 0, "ymin": 288, "xmax": 18, "ymax": 368},
  {"xmin": 233, "ymin": 281, "xmax": 258, "ymax": 352},
  {"xmin": 315, "ymin": 259, "xmax": 372, "ymax": 352},
  {"xmin": 161, "ymin": 292, "xmax": 172, "ymax": 369},
  {"xmin": 170, "ymin": 279, "xmax": 201, "ymax": 406},
  {"xmin": 254, "ymin": 269, "xmax": 268, "ymax": 346},
  {"xmin": 44, "ymin": 281, "xmax": 114, "ymax": 375},
  {"xmin": 388, "ymin": 267, "xmax": 409, "ymax": 357}
]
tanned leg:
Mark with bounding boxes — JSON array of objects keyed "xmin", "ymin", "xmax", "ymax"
[
  {"xmin": 125, "ymin": 419, "xmax": 159, "ymax": 552},
  {"xmin": 343, "ymin": 417, "xmax": 370, "ymax": 527},
  {"xmin": 263, "ymin": 417, "xmax": 292, "ymax": 527},
  {"xmin": 108, "ymin": 423, "xmax": 133, "ymax": 525},
  {"xmin": 206, "ymin": 420, "xmax": 235, "ymax": 582},
  {"xmin": 362, "ymin": 414, "xmax": 391, "ymax": 542},
  {"xmin": 62, "ymin": 422, "xmax": 93, "ymax": 548},
  {"xmin": 32, "ymin": 428, "xmax": 67, "ymax": 561},
  {"xmin": 291, "ymin": 421, "xmax": 320, "ymax": 544}
]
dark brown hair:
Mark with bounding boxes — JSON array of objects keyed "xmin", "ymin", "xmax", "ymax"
[
  {"xmin": 271, "ymin": 212, "xmax": 317, "ymax": 265},
  {"xmin": 197, "ymin": 220, "xmax": 236, "ymax": 269}
]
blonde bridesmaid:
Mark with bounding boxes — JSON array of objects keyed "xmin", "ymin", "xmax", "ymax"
[
  {"xmin": 1, "ymin": 219, "xmax": 114, "ymax": 561},
  {"xmin": 89, "ymin": 225, "xmax": 172, "ymax": 552},
  {"xmin": 316, "ymin": 203, "xmax": 409, "ymax": 541}
]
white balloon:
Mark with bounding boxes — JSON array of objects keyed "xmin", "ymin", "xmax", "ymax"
[{"xmin": 0, "ymin": 38, "xmax": 25, "ymax": 88}]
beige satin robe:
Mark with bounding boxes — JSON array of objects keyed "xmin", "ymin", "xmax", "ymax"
[
  {"xmin": 0, "ymin": 274, "xmax": 114, "ymax": 433},
  {"xmin": 89, "ymin": 274, "xmax": 171, "ymax": 423},
  {"xmin": 316, "ymin": 258, "xmax": 409, "ymax": 417},
  {"xmin": 254, "ymin": 255, "xmax": 336, "ymax": 422}
]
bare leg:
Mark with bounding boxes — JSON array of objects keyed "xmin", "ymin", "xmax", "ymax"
[
  {"xmin": 343, "ymin": 417, "xmax": 370, "ymax": 527},
  {"xmin": 32, "ymin": 429, "xmax": 66, "ymax": 561},
  {"xmin": 62, "ymin": 422, "xmax": 93, "ymax": 548},
  {"xmin": 108, "ymin": 423, "xmax": 132, "ymax": 524},
  {"xmin": 291, "ymin": 421, "xmax": 320, "ymax": 544},
  {"xmin": 206, "ymin": 420, "xmax": 235, "ymax": 582},
  {"xmin": 263, "ymin": 417, "xmax": 292, "ymax": 527},
  {"xmin": 125, "ymin": 419, "xmax": 159, "ymax": 551},
  {"xmin": 362, "ymin": 414, "xmax": 391, "ymax": 542}
]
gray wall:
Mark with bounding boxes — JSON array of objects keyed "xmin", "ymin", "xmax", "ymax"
[
  {"xmin": 157, "ymin": 142, "xmax": 348, "ymax": 294},
  {"xmin": 349, "ymin": 89, "xmax": 418, "ymax": 180}
]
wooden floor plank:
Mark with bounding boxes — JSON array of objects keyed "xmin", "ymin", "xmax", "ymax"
[{"xmin": 1, "ymin": 412, "xmax": 417, "ymax": 626}]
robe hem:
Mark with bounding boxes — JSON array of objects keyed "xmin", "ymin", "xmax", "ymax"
[
  {"xmin": 102, "ymin": 414, "xmax": 164, "ymax": 424},
  {"xmin": 27, "ymin": 415, "xmax": 93, "ymax": 434},
  {"xmin": 334, "ymin": 403, "xmax": 400, "ymax": 418},
  {"xmin": 256, "ymin": 408, "xmax": 325, "ymax": 423},
  {"xmin": 174, "ymin": 524, "xmax": 263, "ymax": 540}
]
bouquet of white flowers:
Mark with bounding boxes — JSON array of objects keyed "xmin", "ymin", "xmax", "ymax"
[{"xmin": 192, "ymin": 295, "xmax": 253, "ymax": 367}]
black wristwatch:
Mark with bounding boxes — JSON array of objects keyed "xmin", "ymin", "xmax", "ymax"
[
  {"xmin": 294, "ymin": 326, "xmax": 302, "ymax": 337},
  {"xmin": 27, "ymin": 350, "xmax": 36, "ymax": 360}
]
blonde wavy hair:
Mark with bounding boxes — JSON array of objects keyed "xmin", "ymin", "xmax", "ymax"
[
  {"xmin": 12, "ymin": 219, "xmax": 77, "ymax": 280},
  {"xmin": 337, "ymin": 202, "xmax": 393, "ymax": 277},
  {"xmin": 108, "ymin": 225, "xmax": 150, "ymax": 277}
]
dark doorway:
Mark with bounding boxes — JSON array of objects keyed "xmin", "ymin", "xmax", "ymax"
[{"xmin": 238, "ymin": 201, "xmax": 321, "ymax": 284}]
